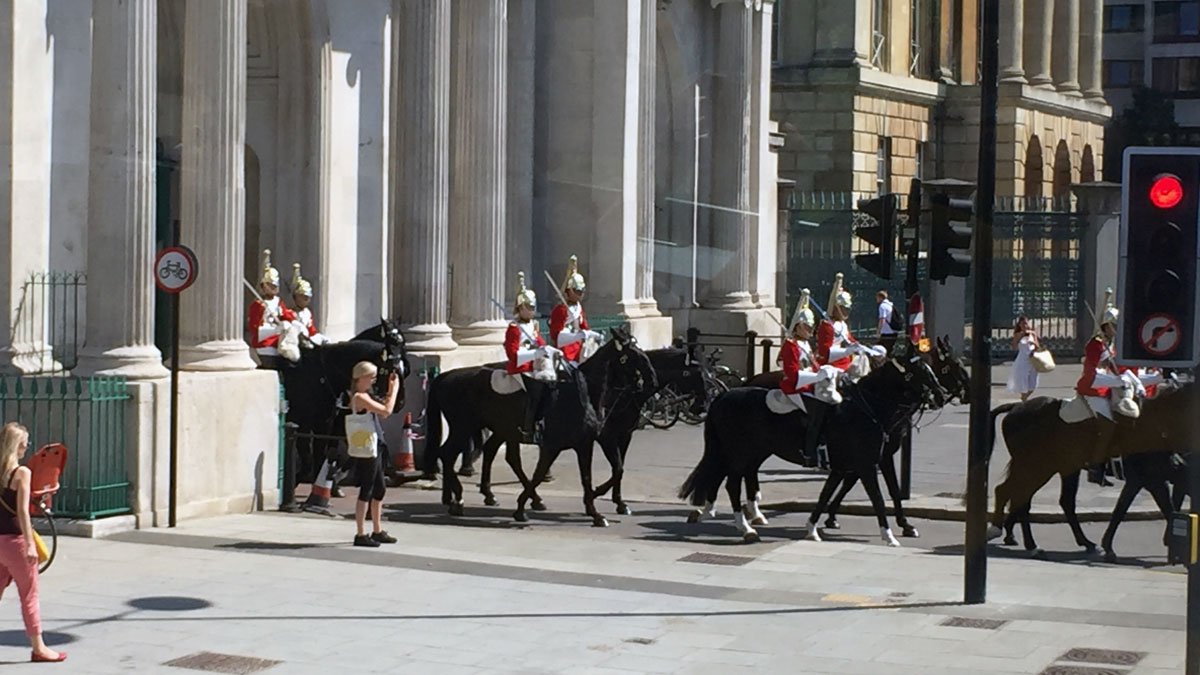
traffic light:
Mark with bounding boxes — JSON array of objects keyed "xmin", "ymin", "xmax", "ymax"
[
  {"xmin": 1117, "ymin": 147, "xmax": 1200, "ymax": 367},
  {"xmin": 855, "ymin": 193, "xmax": 898, "ymax": 280},
  {"xmin": 929, "ymin": 193, "xmax": 974, "ymax": 281}
]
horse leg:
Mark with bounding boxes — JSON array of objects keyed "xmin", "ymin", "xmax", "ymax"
[
  {"xmin": 1003, "ymin": 510, "xmax": 1019, "ymax": 546},
  {"xmin": 440, "ymin": 433, "xmax": 466, "ymax": 516},
  {"xmin": 1145, "ymin": 480, "xmax": 1177, "ymax": 562},
  {"xmin": 1015, "ymin": 501, "xmax": 1042, "ymax": 558},
  {"xmin": 988, "ymin": 478, "xmax": 1010, "ymax": 541},
  {"xmin": 514, "ymin": 448, "xmax": 560, "ymax": 523},
  {"xmin": 595, "ymin": 433, "xmax": 632, "ymax": 515},
  {"xmin": 727, "ymin": 471, "xmax": 758, "ymax": 543},
  {"xmin": 878, "ymin": 453, "xmax": 917, "ymax": 538},
  {"xmin": 744, "ymin": 461, "xmax": 768, "ymax": 526},
  {"xmin": 477, "ymin": 434, "xmax": 505, "ymax": 507},
  {"xmin": 575, "ymin": 443, "xmax": 608, "ymax": 528},
  {"xmin": 1059, "ymin": 470, "xmax": 1096, "ymax": 552},
  {"xmin": 806, "ymin": 473, "xmax": 846, "ymax": 542},
  {"xmin": 504, "ymin": 440, "xmax": 545, "ymax": 511},
  {"xmin": 824, "ymin": 474, "xmax": 856, "ymax": 530},
  {"xmin": 859, "ymin": 464, "xmax": 900, "ymax": 547},
  {"xmin": 1101, "ymin": 478, "xmax": 1143, "ymax": 563}
]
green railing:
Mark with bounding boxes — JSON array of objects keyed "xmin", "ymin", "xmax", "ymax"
[
  {"xmin": 10, "ymin": 272, "xmax": 86, "ymax": 374},
  {"xmin": 537, "ymin": 314, "xmax": 629, "ymax": 340},
  {"xmin": 0, "ymin": 376, "xmax": 131, "ymax": 519}
]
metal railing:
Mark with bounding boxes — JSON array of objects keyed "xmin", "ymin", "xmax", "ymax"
[
  {"xmin": 0, "ymin": 375, "xmax": 130, "ymax": 519},
  {"xmin": 8, "ymin": 272, "xmax": 86, "ymax": 374}
]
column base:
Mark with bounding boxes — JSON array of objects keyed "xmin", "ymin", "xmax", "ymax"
[
  {"xmin": 1056, "ymin": 82, "xmax": 1081, "ymax": 96},
  {"xmin": 625, "ymin": 315, "xmax": 674, "ymax": 350},
  {"xmin": 0, "ymin": 343, "xmax": 59, "ymax": 375},
  {"xmin": 670, "ymin": 306, "xmax": 783, "ymax": 378},
  {"xmin": 999, "ymin": 70, "xmax": 1027, "ymax": 84},
  {"xmin": 451, "ymin": 320, "xmax": 508, "ymax": 346},
  {"xmin": 701, "ymin": 291, "xmax": 757, "ymax": 310},
  {"xmin": 178, "ymin": 339, "xmax": 257, "ymax": 372},
  {"xmin": 401, "ymin": 323, "xmax": 459, "ymax": 352},
  {"xmin": 75, "ymin": 345, "xmax": 169, "ymax": 379},
  {"xmin": 1028, "ymin": 75, "xmax": 1054, "ymax": 88},
  {"xmin": 1082, "ymin": 88, "xmax": 1104, "ymax": 100}
]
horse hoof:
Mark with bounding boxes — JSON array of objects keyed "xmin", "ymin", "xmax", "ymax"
[
  {"xmin": 881, "ymin": 529, "xmax": 901, "ymax": 547},
  {"xmin": 448, "ymin": 503, "xmax": 464, "ymax": 517},
  {"xmin": 986, "ymin": 524, "xmax": 1003, "ymax": 541},
  {"xmin": 1029, "ymin": 548, "xmax": 1047, "ymax": 560},
  {"xmin": 901, "ymin": 526, "xmax": 919, "ymax": 538},
  {"xmin": 1103, "ymin": 549, "xmax": 1117, "ymax": 564},
  {"xmin": 593, "ymin": 518, "xmax": 609, "ymax": 528},
  {"xmin": 824, "ymin": 518, "xmax": 841, "ymax": 530},
  {"xmin": 513, "ymin": 511, "xmax": 528, "ymax": 523},
  {"xmin": 686, "ymin": 511, "xmax": 702, "ymax": 524},
  {"xmin": 751, "ymin": 516, "xmax": 768, "ymax": 526},
  {"xmin": 1081, "ymin": 541, "xmax": 1098, "ymax": 553},
  {"xmin": 806, "ymin": 525, "xmax": 822, "ymax": 542},
  {"xmin": 743, "ymin": 531, "xmax": 761, "ymax": 544},
  {"xmin": 483, "ymin": 496, "xmax": 498, "ymax": 507},
  {"xmin": 532, "ymin": 500, "xmax": 548, "ymax": 512},
  {"xmin": 1002, "ymin": 536, "xmax": 1017, "ymax": 546},
  {"xmin": 616, "ymin": 504, "xmax": 633, "ymax": 516},
  {"xmin": 457, "ymin": 467, "xmax": 476, "ymax": 477}
]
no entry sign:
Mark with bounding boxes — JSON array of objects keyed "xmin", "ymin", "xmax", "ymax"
[
  {"xmin": 1138, "ymin": 313, "xmax": 1182, "ymax": 356},
  {"xmin": 154, "ymin": 245, "xmax": 198, "ymax": 294}
]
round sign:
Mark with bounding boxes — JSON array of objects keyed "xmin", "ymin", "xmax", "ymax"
[
  {"xmin": 154, "ymin": 246, "xmax": 198, "ymax": 294},
  {"xmin": 1138, "ymin": 313, "xmax": 1182, "ymax": 356}
]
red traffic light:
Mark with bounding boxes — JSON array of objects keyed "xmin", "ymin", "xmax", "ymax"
[{"xmin": 1149, "ymin": 174, "xmax": 1183, "ymax": 209}]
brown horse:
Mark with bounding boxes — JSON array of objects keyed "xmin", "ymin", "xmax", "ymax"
[{"xmin": 987, "ymin": 379, "xmax": 1198, "ymax": 550}]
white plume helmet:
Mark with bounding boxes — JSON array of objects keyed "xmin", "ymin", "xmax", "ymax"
[
  {"xmin": 260, "ymin": 249, "xmax": 280, "ymax": 287},
  {"xmin": 515, "ymin": 271, "xmax": 537, "ymax": 310},
  {"xmin": 1099, "ymin": 286, "xmax": 1119, "ymax": 329},
  {"xmin": 562, "ymin": 254, "xmax": 586, "ymax": 293},
  {"xmin": 790, "ymin": 288, "xmax": 815, "ymax": 330},
  {"xmin": 828, "ymin": 272, "xmax": 852, "ymax": 311},
  {"xmin": 292, "ymin": 263, "xmax": 313, "ymax": 298}
]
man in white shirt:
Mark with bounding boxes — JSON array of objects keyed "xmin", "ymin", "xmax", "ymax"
[{"xmin": 877, "ymin": 290, "xmax": 897, "ymax": 354}]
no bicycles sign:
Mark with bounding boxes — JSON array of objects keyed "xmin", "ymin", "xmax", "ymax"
[{"xmin": 154, "ymin": 246, "xmax": 198, "ymax": 294}]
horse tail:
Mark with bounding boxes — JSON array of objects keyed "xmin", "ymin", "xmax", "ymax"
[
  {"xmin": 678, "ymin": 420, "xmax": 725, "ymax": 506},
  {"xmin": 421, "ymin": 375, "xmax": 444, "ymax": 476}
]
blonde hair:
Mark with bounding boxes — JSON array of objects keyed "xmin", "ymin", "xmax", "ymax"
[
  {"xmin": 0, "ymin": 422, "xmax": 28, "ymax": 472},
  {"xmin": 352, "ymin": 361, "xmax": 378, "ymax": 381}
]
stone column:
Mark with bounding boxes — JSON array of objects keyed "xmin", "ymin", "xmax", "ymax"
[
  {"xmin": 75, "ymin": 0, "xmax": 167, "ymax": 379},
  {"xmin": 999, "ymin": 0, "xmax": 1026, "ymax": 83},
  {"xmin": 1079, "ymin": 0, "xmax": 1104, "ymax": 99},
  {"xmin": 506, "ymin": 0, "xmax": 535, "ymax": 297},
  {"xmin": 449, "ymin": 0, "xmax": 507, "ymax": 345},
  {"xmin": 390, "ymin": 0, "xmax": 456, "ymax": 352},
  {"xmin": 705, "ymin": 0, "xmax": 755, "ymax": 309},
  {"xmin": 1024, "ymin": 0, "xmax": 1054, "ymax": 87},
  {"xmin": 178, "ymin": 0, "xmax": 255, "ymax": 371},
  {"xmin": 635, "ymin": 0, "xmax": 658, "ymax": 314},
  {"xmin": 1052, "ymin": 0, "xmax": 1080, "ymax": 94}
]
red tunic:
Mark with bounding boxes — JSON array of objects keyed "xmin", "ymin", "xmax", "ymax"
[
  {"xmin": 504, "ymin": 322, "xmax": 546, "ymax": 374},
  {"xmin": 1076, "ymin": 336, "xmax": 1115, "ymax": 397},
  {"xmin": 780, "ymin": 339, "xmax": 817, "ymax": 395},
  {"xmin": 549, "ymin": 303, "xmax": 590, "ymax": 363},
  {"xmin": 247, "ymin": 299, "xmax": 296, "ymax": 349},
  {"xmin": 815, "ymin": 320, "xmax": 856, "ymax": 371}
]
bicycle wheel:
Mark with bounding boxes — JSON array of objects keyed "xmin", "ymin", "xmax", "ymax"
[
  {"xmin": 714, "ymin": 366, "xmax": 744, "ymax": 391},
  {"xmin": 645, "ymin": 390, "xmax": 680, "ymax": 430},
  {"xmin": 34, "ymin": 509, "xmax": 57, "ymax": 574}
]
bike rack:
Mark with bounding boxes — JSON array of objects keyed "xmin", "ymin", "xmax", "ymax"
[{"xmin": 682, "ymin": 327, "xmax": 777, "ymax": 380}]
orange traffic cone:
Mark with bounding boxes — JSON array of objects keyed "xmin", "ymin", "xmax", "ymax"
[
  {"xmin": 302, "ymin": 459, "xmax": 335, "ymax": 516},
  {"xmin": 396, "ymin": 413, "xmax": 417, "ymax": 472}
]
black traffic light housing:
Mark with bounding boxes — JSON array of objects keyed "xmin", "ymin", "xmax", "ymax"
[
  {"xmin": 855, "ymin": 193, "xmax": 898, "ymax": 280},
  {"xmin": 1117, "ymin": 147, "xmax": 1200, "ymax": 368},
  {"xmin": 930, "ymin": 193, "xmax": 974, "ymax": 281}
]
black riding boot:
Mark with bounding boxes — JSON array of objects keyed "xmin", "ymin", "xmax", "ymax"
[
  {"xmin": 803, "ymin": 403, "xmax": 827, "ymax": 469},
  {"xmin": 521, "ymin": 378, "xmax": 547, "ymax": 445}
]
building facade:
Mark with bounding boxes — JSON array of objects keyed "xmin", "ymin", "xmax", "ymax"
[
  {"xmin": 772, "ymin": 0, "xmax": 1112, "ymax": 203},
  {"xmin": 0, "ymin": 0, "xmax": 781, "ymax": 524},
  {"xmin": 1102, "ymin": 0, "xmax": 1200, "ymax": 135}
]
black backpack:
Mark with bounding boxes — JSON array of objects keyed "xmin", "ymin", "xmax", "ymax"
[{"xmin": 887, "ymin": 304, "xmax": 904, "ymax": 333}]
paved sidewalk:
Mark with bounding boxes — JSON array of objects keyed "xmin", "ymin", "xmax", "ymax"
[
  {"xmin": 1, "ymin": 511, "xmax": 1183, "ymax": 674},
  {"xmin": 415, "ymin": 363, "xmax": 1164, "ymax": 523}
]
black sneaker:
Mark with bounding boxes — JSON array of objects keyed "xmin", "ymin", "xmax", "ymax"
[
  {"xmin": 371, "ymin": 531, "xmax": 397, "ymax": 544},
  {"xmin": 353, "ymin": 535, "xmax": 380, "ymax": 548}
]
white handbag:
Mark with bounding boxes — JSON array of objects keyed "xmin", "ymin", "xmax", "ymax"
[
  {"xmin": 345, "ymin": 411, "xmax": 379, "ymax": 459},
  {"xmin": 1030, "ymin": 347, "xmax": 1056, "ymax": 374}
]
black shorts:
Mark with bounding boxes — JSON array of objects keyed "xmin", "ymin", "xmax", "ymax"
[{"xmin": 354, "ymin": 454, "xmax": 386, "ymax": 503}]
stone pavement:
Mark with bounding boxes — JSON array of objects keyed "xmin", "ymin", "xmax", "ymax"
[
  {"xmin": 0, "ymin": 510, "xmax": 1185, "ymax": 674},
  {"xmin": 431, "ymin": 363, "xmax": 1164, "ymax": 523}
]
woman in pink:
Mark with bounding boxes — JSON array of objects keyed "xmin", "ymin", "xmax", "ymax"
[{"xmin": 0, "ymin": 422, "xmax": 65, "ymax": 663}]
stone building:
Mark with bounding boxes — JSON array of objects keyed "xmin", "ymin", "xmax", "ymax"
[
  {"xmin": 772, "ymin": 0, "xmax": 1112, "ymax": 202},
  {"xmin": 0, "ymin": 0, "xmax": 781, "ymax": 524}
]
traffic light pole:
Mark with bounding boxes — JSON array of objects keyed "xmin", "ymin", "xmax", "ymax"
[
  {"xmin": 965, "ymin": 0, "xmax": 998, "ymax": 605},
  {"xmin": 900, "ymin": 178, "xmax": 922, "ymax": 501}
]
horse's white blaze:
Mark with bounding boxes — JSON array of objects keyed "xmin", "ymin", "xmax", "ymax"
[
  {"xmin": 881, "ymin": 527, "xmax": 901, "ymax": 547},
  {"xmin": 986, "ymin": 524, "xmax": 1003, "ymax": 541},
  {"xmin": 735, "ymin": 511, "xmax": 757, "ymax": 539},
  {"xmin": 806, "ymin": 520, "xmax": 822, "ymax": 541}
]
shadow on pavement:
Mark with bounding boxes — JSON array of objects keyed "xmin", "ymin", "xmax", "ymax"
[{"xmin": 0, "ymin": 630, "xmax": 76, "ymax": 648}]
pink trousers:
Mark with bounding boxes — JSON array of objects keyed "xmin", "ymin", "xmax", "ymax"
[{"xmin": 0, "ymin": 534, "xmax": 41, "ymax": 637}]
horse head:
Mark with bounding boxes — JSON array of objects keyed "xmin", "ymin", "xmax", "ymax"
[
  {"xmin": 885, "ymin": 339, "xmax": 948, "ymax": 410},
  {"xmin": 375, "ymin": 317, "xmax": 410, "ymax": 378},
  {"xmin": 929, "ymin": 335, "xmax": 970, "ymax": 403},
  {"xmin": 607, "ymin": 332, "xmax": 658, "ymax": 402}
]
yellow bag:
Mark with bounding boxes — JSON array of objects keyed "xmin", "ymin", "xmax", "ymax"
[{"xmin": 1, "ymin": 498, "xmax": 49, "ymax": 564}]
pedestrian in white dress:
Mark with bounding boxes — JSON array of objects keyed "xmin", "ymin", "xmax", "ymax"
[{"xmin": 1007, "ymin": 314, "xmax": 1040, "ymax": 401}]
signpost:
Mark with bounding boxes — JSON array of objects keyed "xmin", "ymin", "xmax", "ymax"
[{"xmin": 154, "ymin": 245, "xmax": 197, "ymax": 528}]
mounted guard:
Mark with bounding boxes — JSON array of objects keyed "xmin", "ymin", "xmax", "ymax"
[
  {"xmin": 549, "ymin": 255, "xmax": 602, "ymax": 363},
  {"xmin": 247, "ymin": 249, "xmax": 299, "ymax": 369},
  {"xmin": 504, "ymin": 272, "xmax": 562, "ymax": 443},
  {"xmin": 291, "ymin": 264, "xmax": 330, "ymax": 346},
  {"xmin": 815, "ymin": 273, "xmax": 886, "ymax": 380}
]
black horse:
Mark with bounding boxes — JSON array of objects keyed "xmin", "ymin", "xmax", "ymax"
[
  {"xmin": 424, "ymin": 330, "xmax": 655, "ymax": 526},
  {"xmin": 987, "ymin": 379, "xmax": 1199, "ymax": 555},
  {"xmin": 282, "ymin": 319, "xmax": 410, "ymax": 481},
  {"xmin": 679, "ymin": 349, "xmax": 946, "ymax": 544}
]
